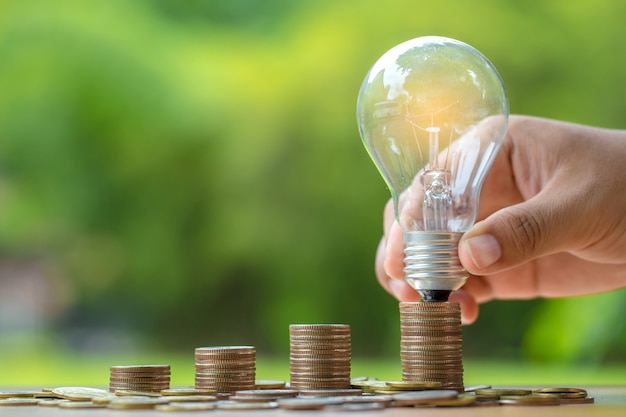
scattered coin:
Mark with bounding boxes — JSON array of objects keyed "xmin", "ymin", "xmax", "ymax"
[
  {"xmin": 298, "ymin": 388, "xmax": 362, "ymax": 397},
  {"xmin": 0, "ymin": 390, "xmax": 48, "ymax": 398},
  {"xmin": 560, "ymin": 396, "xmax": 595, "ymax": 405},
  {"xmin": 51, "ymin": 387, "xmax": 111, "ymax": 401},
  {"xmin": 386, "ymin": 380, "xmax": 443, "ymax": 390},
  {"xmin": 475, "ymin": 388, "xmax": 532, "ymax": 397},
  {"xmin": 58, "ymin": 401, "xmax": 106, "ymax": 409},
  {"xmin": 277, "ymin": 397, "xmax": 342, "ymax": 410},
  {"xmin": 533, "ymin": 387, "xmax": 588, "ymax": 399},
  {"xmin": 327, "ymin": 402, "xmax": 386, "ymax": 411},
  {"xmin": 107, "ymin": 397, "xmax": 169, "ymax": 409},
  {"xmin": 500, "ymin": 395, "xmax": 560, "ymax": 406},
  {"xmin": 161, "ymin": 388, "xmax": 217, "ymax": 396},
  {"xmin": 255, "ymin": 379, "xmax": 286, "ymax": 389},
  {"xmin": 216, "ymin": 400, "xmax": 278, "ymax": 410},
  {"xmin": 392, "ymin": 389, "xmax": 459, "ymax": 406},
  {"xmin": 155, "ymin": 402, "xmax": 218, "ymax": 411},
  {"xmin": 38, "ymin": 399, "xmax": 66, "ymax": 407},
  {"xmin": 433, "ymin": 393, "xmax": 477, "ymax": 407},
  {"xmin": 0, "ymin": 398, "xmax": 41, "ymax": 406},
  {"xmin": 162, "ymin": 395, "xmax": 217, "ymax": 403},
  {"xmin": 114, "ymin": 389, "xmax": 163, "ymax": 397}
]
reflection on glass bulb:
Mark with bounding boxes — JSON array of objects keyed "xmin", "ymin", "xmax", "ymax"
[{"xmin": 357, "ymin": 36, "xmax": 508, "ymax": 301}]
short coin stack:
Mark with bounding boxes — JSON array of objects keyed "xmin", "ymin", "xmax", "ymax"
[
  {"xmin": 109, "ymin": 365, "xmax": 170, "ymax": 393},
  {"xmin": 289, "ymin": 324, "xmax": 351, "ymax": 390},
  {"xmin": 194, "ymin": 346, "xmax": 256, "ymax": 393},
  {"xmin": 399, "ymin": 302, "xmax": 464, "ymax": 392}
]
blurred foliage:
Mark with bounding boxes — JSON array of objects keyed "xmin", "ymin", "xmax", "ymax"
[{"xmin": 0, "ymin": 0, "xmax": 624, "ymax": 364}]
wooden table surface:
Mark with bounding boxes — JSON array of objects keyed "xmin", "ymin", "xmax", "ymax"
[{"xmin": 1, "ymin": 386, "xmax": 625, "ymax": 416}]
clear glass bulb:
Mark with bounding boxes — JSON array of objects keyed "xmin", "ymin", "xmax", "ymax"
[{"xmin": 357, "ymin": 36, "xmax": 508, "ymax": 302}]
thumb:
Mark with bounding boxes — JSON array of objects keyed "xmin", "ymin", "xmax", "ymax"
[{"xmin": 458, "ymin": 197, "xmax": 574, "ymax": 275}]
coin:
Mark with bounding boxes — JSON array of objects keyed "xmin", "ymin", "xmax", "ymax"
[
  {"xmin": 475, "ymin": 388, "xmax": 532, "ymax": 396},
  {"xmin": 385, "ymin": 381, "xmax": 443, "ymax": 390},
  {"xmin": 165, "ymin": 395, "xmax": 218, "ymax": 402},
  {"xmin": 255, "ymin": 379, "xmax": 286, "ymax": 389},
  {"xmin": 234, "ymin": 389, "xmax": 298, "ymax": 399},
  {"xmin": 560, "ymin": 396, "xmax": 595, "ymax": 405},
  {"xmin": 216, "ymin": 400, "xmax": 278, "ymax": 409},
  {"xmin": 114, "ymin": 389, "xmax": 163, "ymax": 397},
  {"xmin": 155, "ymin": 402, "xmax": 218, "ymax": 411},
  {"xmin": 110, "ymin": 365, "xmax": 170, "ymax": 373},
  {"xmin": 392, "ymin": 390, "xmax": 459, "ymax": 406},
  {"xmin": 0, "ymin": 398, "xmax": 41, "ymax": 406},
  {"xmin": 38, "ymin": 399, "xmax": 66, "ymax": 407},
  {"xmin": 107, "ymin": 397, "xmax": 169, "ymax": 409},
  {"xmin": 500, "ymin": 395, "xmax": 560, "ymax": 406},
  {"xmin": 433, "ymin": 393, "xmax": 476, "ymax": 407},
  {"xmin": 277, "ymin": 397, "xmax": 340, "ymax": 410},
  {"xmin": 161, "ymin": 388, "xmax": 217, "ymax": 396},
  {"xmin": 51, "ymin": 387, "xmax": 111, "ymax": 401},
  {"xmin": 58, "ymin": 401, "xmax": 106, "ymax": 409},
  {"xmin": 0, "ymin": 390, "xmax": 47, "ymax": 398},
  {"xmin": 298, "ymin": 389, "xmax": 363, "ymax": 397},
  {"xmin": 533, "ymin": 387, "xmax": 588, "ymax": 399}
]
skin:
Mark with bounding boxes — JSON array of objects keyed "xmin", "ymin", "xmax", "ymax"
[{"xmin": 376, "ymin": 115, "xmax": 626, "ymax": 324}]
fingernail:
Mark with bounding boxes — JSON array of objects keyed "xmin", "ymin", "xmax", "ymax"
[{"xmin": 464, "ymin": 234, "xmax": 501, "ymax": 270}]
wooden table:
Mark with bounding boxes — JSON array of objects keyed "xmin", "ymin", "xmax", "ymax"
[{"xmin": 1, "ymin": 386, "xmax": 625, "ymax": 416}]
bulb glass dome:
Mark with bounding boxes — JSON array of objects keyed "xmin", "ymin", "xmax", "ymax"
[
  {"xmin": 357, "ymin": 36, "xmax": 509, "ymax": 300},
  {"xmin": 357, "ymin": 36, "xmax": 508, "ymax": 233}
]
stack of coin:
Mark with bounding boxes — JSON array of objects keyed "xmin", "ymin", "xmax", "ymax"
[
  {"xmin": 194, "ymin": 346, "xmax": 256, "ymax": 393},
  {"xmin": 109, "ymin": 365, "xmax": 170, "ymax": 393},
  {"xmin": 399, "ymin": 302, "xmax": 464, "ymax": 392},
  {"xmin": 289, "ymin": 324, "xmax": 351, "ymax": 390}
]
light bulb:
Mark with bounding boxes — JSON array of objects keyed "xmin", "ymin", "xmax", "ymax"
[{"xmin": 357, "ymin": 36, "xmax": 508, "ymax": 302}]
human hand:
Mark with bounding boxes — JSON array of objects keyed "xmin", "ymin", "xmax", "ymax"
[{"xmin": 376, "ymin": 115, "xmax": 626, "ymax": 324}]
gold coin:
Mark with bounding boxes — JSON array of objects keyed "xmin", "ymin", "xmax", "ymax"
[
  {"xmin": 434, "ymin": 394, "xmax": 476, "ymax": 407},
  {"xmin": 386, "ymin": 381, "xmax": 443, "ymax": 390},
  {"xmin": 560, "ymin": 396, "xmax": 595, "ymax": 405},
  {"xmin": 475, "ymin": 388, "xmax": 531, "ymax": 396},
  {"xmin": 533, "ymin": 387, "xmax": 588, "ymax": 398},
  {"xmin": 500, "ymin": 395, "xmax": 560, "ymax": 406}
]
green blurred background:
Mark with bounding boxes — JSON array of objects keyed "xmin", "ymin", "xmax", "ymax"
[{"xmin": 1, "ymin": 0, "xmax": 625, "ymax": 385}]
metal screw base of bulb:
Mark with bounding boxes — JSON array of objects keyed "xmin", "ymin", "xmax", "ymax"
[{"xmin": 403, "ymin": 231, "xmax": 468, "ymax": 302}]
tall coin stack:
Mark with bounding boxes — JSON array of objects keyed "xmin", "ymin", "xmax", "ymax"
[
  {"xmin": 109, "ymin": 365, "xmax": 171, "ymax": 393},
  {"xmin": 194, "ymin": 346, "xmax": 256, "ymax": 393},
  {"xmin": 399, "ymin": 302, "xmax": 464, "ymax": 392},
  {"xmin": 289, "ymin": 324, "xmax": 351, "ymax": 390}
]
